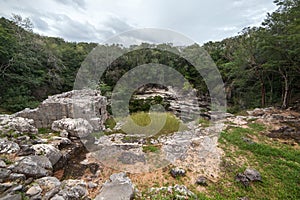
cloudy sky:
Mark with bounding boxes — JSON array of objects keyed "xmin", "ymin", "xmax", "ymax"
[{"xmin": 0, "ymin": 0, "xmax": 277, "ymax": 45}]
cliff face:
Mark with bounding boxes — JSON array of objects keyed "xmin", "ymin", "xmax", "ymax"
[{"xmin": 15, "ymin": 90, "xmax": 108, "ymax": 130}]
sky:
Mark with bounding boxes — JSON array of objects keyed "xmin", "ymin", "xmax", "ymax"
[{"xmin": 0, "ymin": 0, "xmax": 277, "ymax": 45}]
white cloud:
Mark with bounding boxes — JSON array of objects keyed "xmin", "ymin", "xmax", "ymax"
[{"xmin": 0, "ymin": 0, "xmax": 277, "ymax": 44}]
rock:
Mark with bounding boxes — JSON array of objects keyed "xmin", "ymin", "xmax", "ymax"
[
  {"xmin": 0, "ymin": 168, "xmax": 11, "ymax": 182},
  {"xmin": 196, "ymin": 176, "xmax": 208, "ymax": 186},
  {"xmin": 0, "ymin": 182, "xmax": 13, "ymax": 193},
  {"xmin": 0, "ymin": 115, "xmax": 38, "ymax": 136},
  {"xmin": 235, "ymin": 173, "xmax": 250, "ymax": 187},
  {"xmin": 17, "ymin": 144, "xmax": 35, "ymax": 156},
  {"xmin": 10, "ymin": 184, "xmax": 23, "ymax": 192},
  {"xmin": 0, "ymin": 193, "xmax": 22, "ymax": 200},
  {"xmin": 32, "ymin": 144, "xmax": 62, "ymax": 165},
  {"xmin": 52, "ymin": 179, "xmax": 87, "ymax": 200},
  {"xmin": 11, "ymin": 155, "xmax": 52, "ymax": 178},
  {"xmin": 95, "ymin": 172, "xmax": 135, "ymax": 200},
  {"xmin": 0, "ymin": 138, "xmax": 20, "ymax": 153},
  {"xmin": 51, "ymin": 118, "xmax": 93, "ymax": 138},
  {"xmin": 150, "ymin": 185, "xmax": 195, "ymax": 198},
  {"xmin": 44, "ymin": 187, "xmax": 60, "ymax": 200},
  {"xmin": 117, "ymin": 152, "xmax": 146, "ymax": 165},
  {"xmin": 238, "ymin": 197, "xmax": 250, "ymax": 200},
  {"xmin": 244, "ymin": 168, "xmax": 262, "ymax": 182},
  {"xmin": 0, "ymin": 159, "xmax": 7, "ymax": 168},
  {"xmin": 60, "ymin": 130, "xmax": 69, "ymax": 138},
  {"xmin": 36, "ymin": 176, "xmax": 61, "ymax": 192},
  {"xmin": 16, "ymin": 90, "xmax": 108, "ymax": 130},
  {"xmin": 87, "ymin": 181, "xmax": 98, "ymax": 188},
  {"xmin": 26, "ymin": 184, "xmax": 42, "ymax": 196},
  {"xmin": 170, "ymin": 167, "xmax": 186, "ymax": 178},
  {"xmin": 9, "ymin": 173, "xmax": 26, "ymax": 182},
  {"xmin": 241, "ymin": 137, "xmax": 255, "ymax": 144}
]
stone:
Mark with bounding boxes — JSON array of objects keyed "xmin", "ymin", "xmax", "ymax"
[
  {"xmin": 11, "ymin": 155, "xmax": 52, "ymax": 178},
  {"xmin": 95, "ymin": 172, "xmax": 135, "ymax": 200},
  {"xmin": 150, "ymin": 185, "xmax": 195, "ymax": 198},
  {"xmin": 241, "ymin": 137, "xmax": 255, "ymax": 144},
  {"xmin": 0, "ymin": 193, "xmax": 22, "ymax": 200},
  {"xmin": 87, "ymin": 181, "xmax": 98, "ymax": 188},
  {"xmin": 235, "ymin": 173, "xmax": 250, "ymax": 187},
  {"xmin": 0, "ymin": 168, "xmax": 11, "ymax": 182},
  {"xmin": 16, "ymin": 90, "xmax": 108, "ymax": 130},
  {"xmin": 32, "ymin": 144, "xmax": 62, "ymax": 165},
  {"xmin": 0, "ymin": 182, "xmax": 13, "ymax": 193},
  {"xmin": 53, "ymin": 179, "xmax": 88, "ymax": 200},
  {"xmin": 26, "ymin": 184, "xmax": 42, "ymax": 196},
  {"xmin": 51, "ymin": 118, "xmax": 93, "ymax": 138},
  {"xmin": 9, "ymin": 173, "xmax": 26, "ymax": 182},
  {"xmin": 196, "ymin": 176, "xmax": 208, "ymax": 186},
  {"xmin": 170, "ymin": 167, "xmax": 186, "ymax": 178},
  {"xmin": 244, "ymin": 168, "xmax": 262, "ymax": 182},
  {"xmin": 36, "ymin": 176, "xmax": 61, "ymax": 191},
  {"xmin": 0, "ymin": 159, "xmax": 7, "ymax": 168},
  {"xmin": 0, "ymin": 115, "xmax": 38, "ymax": 136},
  {"xmin": 0, "ymin": 138, "xmax": 20, "ymax": 154},
  {"xmin": 44, "ymin": 187, "xmax": 60, "ymax": 200}
]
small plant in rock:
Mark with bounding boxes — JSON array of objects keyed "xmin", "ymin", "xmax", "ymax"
[{"xmin": 142, "ymin": 145, "xmax": 160, "ymax": 153}]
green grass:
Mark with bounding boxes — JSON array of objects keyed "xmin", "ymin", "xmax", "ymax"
[
  {"xmin": 203, "ymin": 123, "xmax": 300, "ymax": 199},
  {"xmin": 198, "ymin": 118, "xmax": 210, "ymax": 128},
  {"xmin": 142, "ymin": 145, "xmax": 160, "ymax": 153},
  {"xmin": 104, "ymin": 117, "xmax": 117, "ymax": 129},
  {"xmin": 120, "ymin": 112, "xmax": 187, "ymax": 137}
]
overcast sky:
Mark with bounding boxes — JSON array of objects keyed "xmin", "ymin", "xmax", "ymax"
[{"xmin": 0, "ymin": 0, "xmax": 277, "ymax": 45}]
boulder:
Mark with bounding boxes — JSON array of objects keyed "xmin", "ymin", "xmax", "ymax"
[
  {"xmin": 26, "ymin": 184, "xmax": 42, "ymax": 196},
  {"xmin": 16, "ymin": 90, "xmax": 108, "ymax": 130},
  {"xmin": 0, "ymin": 193, "xmax": 22, "ymax": 200},
  {"xmin": 32, "ymin": 144, "xmax": 62, "ymax": 165},
  {"xmin": 51, "ymin": 118, "xmax": 93, "ymax": 138},
  {"xmin": 36, "ymin": 176, "xmax": 61, "ymax": 192},
  {"xmin": 11, "ymin": 155, "xmax": 52, "ymax": 178},
  {"xmin": 95, "ymin": 172, "xmax": 135, "ymax": 200},
  {"xmin": 0, "ymin": 139, "xmax": 20, "ymax": 154}
]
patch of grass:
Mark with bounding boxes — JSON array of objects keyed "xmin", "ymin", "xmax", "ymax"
[
  {"xmin": 91, "ymin": 132, "xmax": 105, "ymax": 139},
  {"xmin": 38, "ymin": 127, "xmax": 52, "ymax": 134},
  {"xmin": 104, "ymin": 117, "xmax": 117, "ymax": 129},
  {"xmin": 142, "ymin": 145, "xmax": 160, "ymax": 153},
  {"xmin": 206, "ymin": 123, "xmax": 300, "ymax": 199},
  {"xmin": 198, "ymin": 118, "xmax": 210, "ymax": 128}
]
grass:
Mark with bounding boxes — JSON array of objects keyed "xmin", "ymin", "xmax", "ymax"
[
  {"xmin": 142, "ymin": 145, "xmax": 160, "ymax": 153},
  {"xmin": 120, "ymin": 112, "xmax": 187, "ymax": 137},
  {"xmin": 202, "ymin": 122, "xmax": 300, "ymax": 200},
  {"xmin": 198, "ymin": 118, "xmax": 210, "ymax": 128}
]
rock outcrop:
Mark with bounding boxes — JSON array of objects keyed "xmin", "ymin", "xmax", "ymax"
[{"xmin": 16, "ymin": 90, "xmax": 108, "ymax": 130}]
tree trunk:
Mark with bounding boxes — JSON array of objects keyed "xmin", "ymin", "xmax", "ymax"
[
  {"xmin": 261, "ymin": 82, "xmax": 266, "ymax": 107},
  {"xmin": 282, "ymin": 75, "xmax": 289, "ymax": 109}
]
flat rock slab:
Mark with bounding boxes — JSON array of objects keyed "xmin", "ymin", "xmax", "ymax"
[{"xmin": 95, "ymin": 172, "xmax": 135, "ymax": 200}]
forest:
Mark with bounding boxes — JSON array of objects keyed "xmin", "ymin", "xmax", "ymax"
[{"xmin": 0, "ymin": 0, "xmax": 299, "ymax": 113}]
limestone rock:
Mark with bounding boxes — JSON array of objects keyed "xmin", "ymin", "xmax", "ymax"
[
  {"xmin": 26, "ymin": 184, "xmax": 42, "ymax": 196},
  {"xmin": 52, "ymin": 179, "xmax": 88, "ymax": 200},
  {"xmin": 170, "ymin": 167, "xmax": 186, "ymax": 178},
  {"xmin": 51, "ymin": 118, "xmax": 93, "ymax": 138},
  {"xmin": 11, "ymin": 155, "xmax": 52, "ymax": 178},
  {"xmin": 32, "ymin": 144, "xmax": 62, "ymax": 165},
  {"xmin": 0, "ymin": 138, "xmax": 20, "ymax": 154},
  {"xmin": 36, "ymin": 176, "xmax": 61, "ymax": 192},
  {"xmin": 244, "ymin": 168, "xmax": 262, "ymax": 182},
  {"xmin": 0, "ymin": 115, "xmax": 38, "ymax": 136},
  {"xmin": 16, "ymin": 90, "xmax": 107, "ymax": 130},
  {"xmin": 95, "ymin": 172, "xmax": 135, "ymax": 200}
]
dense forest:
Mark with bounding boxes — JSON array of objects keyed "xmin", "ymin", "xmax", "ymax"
[{"xmin": 0, "ymin": 0, "xmax": 299, "ymax": 113}]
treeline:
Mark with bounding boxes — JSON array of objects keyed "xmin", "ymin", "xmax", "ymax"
[
  {"xmin": 204, "ymin": 0, "xmax": 300, "ymax": 110},
  {"xmin": 0, "ymin": 0, "xmax": 299, "ymax": 113}
]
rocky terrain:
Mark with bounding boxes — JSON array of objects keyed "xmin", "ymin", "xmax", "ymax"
[{"xmin": 0, "ymin": 90, "xmax": 299, "ymax": 199}]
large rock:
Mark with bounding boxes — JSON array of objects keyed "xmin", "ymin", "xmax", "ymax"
[
  {"xmin": 16, "ymin": 90, "xmax": 108, "ymax": 130},
  {"xmin": 95, "ymin": 172, "xmax": 135, "ymax": 200},
  {"xmin": 0, "ymin": 139, "xmax": 20, "ymax": 154},
  {"xmin": 32, "ymin": 144, "xmax": 62, "ymax": 165},
  {"xmin": 51, "ymin": 118, "xmax": 93, "ymax": 138},
  {"xmin": 0, "ymin": 115, "xmax": 38, "ymax": 136},
  {"xmin": 51, "ymin": 179, "xmax": 88, "ymax": 200},
  {"xmin": 11, "ymin": 155, "xmax": 52, "ymax": 178}
]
